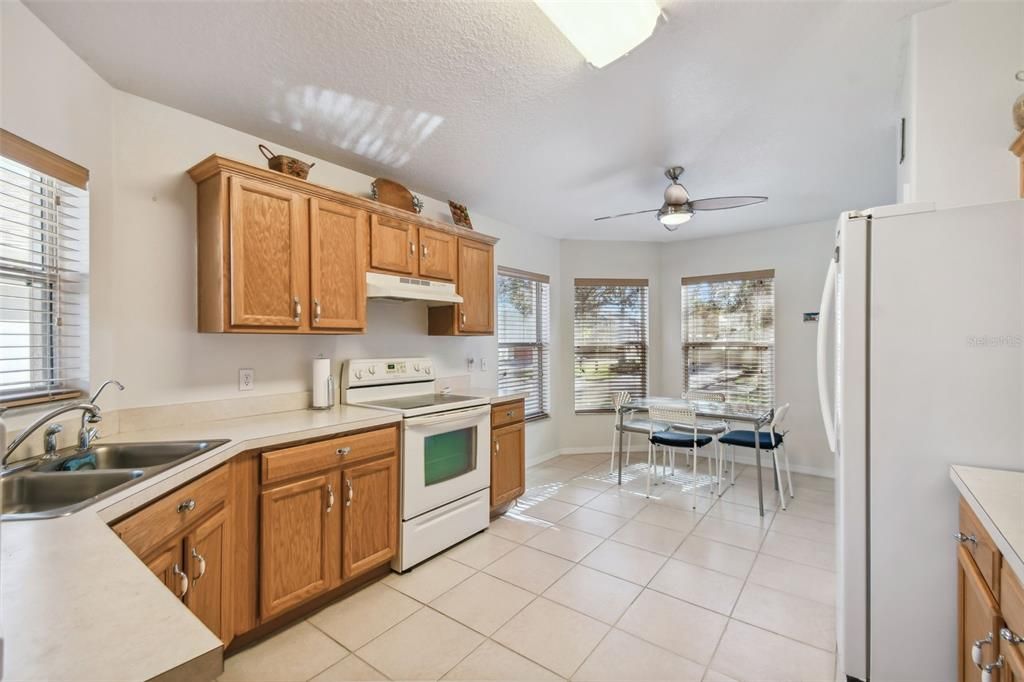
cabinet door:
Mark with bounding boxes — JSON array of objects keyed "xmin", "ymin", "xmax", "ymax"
[
  {"xmin": 1003, "ymin": 645, "xmax": 1024, "ymax": 682},
  {"xmin": 491, "ymin": 422, "xmax": 525, "ymax": 509},
  {"xmin": 228, "ymin": 175, "xmax": 306, "ymax": 328},
  {"xmin": 185, "ymin": 506, "xmax": 231, "ymax": 642},
  {"xmin": 418, "ymin": 227, "xmax": 457, "ymax": 282},
  {"xmin": 143, "ymin": 536, "xmax": 186, "ymax": 599},
  {"xmin": 342, "ymin": 456, "xmax": 398, "ymax": 580},
  {"xmin": 959, "ymin": 545, "xmax": 1002, "ymax": 682},
  {"xmin": 260, "ymin": 471, "xmax": 340, "ymax": 619},
  {"xmin": 310, "ymin": 199, "xmax": 368, "ymax": 330},
  {"xmin": 369, "ymin": 214, "xmax": 417, "ymax": 275},
  {"xmin": 457, "ymin": 239, "xmax": 494, "ymax": 334}
]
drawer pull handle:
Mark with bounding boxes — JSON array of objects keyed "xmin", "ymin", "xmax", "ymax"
[
  {"xmin": 346, "ymin": 478, "xmax": 353, "ymax": 507},
  {"xmin": 506, "ymin": 410, "xmax": 514, "ymax": 417},
  {"xmin": 313, "ymin": 298, "xmax": 321, "ymax": 323},
  {"xmin": 177, "ymin": 499, "xmax": 196, "ymax": 513},
  {"xmin": 953, "ymin": 531, "xmax": 977, "ymax": 545},
  {"xmin": 422, "ymin": 244, "xmax": 429, "ymax": 259},
  {"xmin": 293, "ymin": 296, "xmax": 301, "ymax": 322},
  {"xmin": 327, "ymin": 483, "xmax": 335, "ymax": 512},
  {"xmin": 1002, "ymin": 628, "xmax": 1024, "ymax": 646},
  {"xmin": 409, "ymin": 241, "xmax": 415, "ymax": 256},
  {"xmin": 191, "ymin": 548, "xmax": 206, "ymax": 582},
  {"xmin": 337, "ymin": 447, "xmax": 351, "ymax": 456},
  {"xmin": 981, "ymin": 656, "xmax": 1004, "ymax": 682},
  {"xmin": 973, "ymin": 634, "xmax": 993, "ymax": 665},
  {"xmin": 460, "ymin": 311, "xmax": 467, "ymax": 328},
  {"xmin": 173, "ymin": 563, "xmax": 189, "ymax": 598},
  {"xmin": 495, "ymin": 441, "xmax": 500, "ymax": 454}
]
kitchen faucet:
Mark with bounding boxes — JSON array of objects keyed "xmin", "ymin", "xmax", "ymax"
[{"xmin": 2, "ymin": 378, "xmax": 125, "ymax": 469}]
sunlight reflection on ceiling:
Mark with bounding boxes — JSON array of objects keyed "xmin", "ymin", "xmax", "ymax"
[{"xmin": 268, "ymin": 81, "xmax": 444, "ymax": 168}]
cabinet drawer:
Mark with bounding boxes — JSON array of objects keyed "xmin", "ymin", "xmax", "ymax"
[
  {"xmin": 262, "ymin": 426, "xmax": 398, "ymax": 485},
  {"xmin": 491, "ymin": 399, "xmax": 525, "ymax": 428},
  {"xmin": 1004, "ymin": 566, "xmax": 1024, "ymax": 644},
  {"xmin": 114, "ymin": 465, "xmax": 229, "ymax": 558},
  {"xmin": 958, "ymin": 498, "xmax": 1002, "ymax": 599}
]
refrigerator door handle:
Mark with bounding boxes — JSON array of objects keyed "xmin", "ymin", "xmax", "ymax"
[{"xmin": 817, "ymin": 257, "xmax": 838, "ymax": 452}]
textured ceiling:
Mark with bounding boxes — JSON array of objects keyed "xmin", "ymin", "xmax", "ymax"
[{"xmin": 27, "ymin": 0, "xmax": 934, "ymax": 241}]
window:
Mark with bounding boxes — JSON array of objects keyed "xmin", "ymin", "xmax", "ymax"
[
  {"xmin": 497, "ymin": 267, "xmax": 550, "ymax": 419},
  {"xmin": 681, "ymin": 270, "xmax": 775, "ymax": 406},
  {"xmin": 0, "ymin": 130, "xmax": 89, "ymax": 408},
  {"xmin": 574, "ymin": 278, "xmax": 648, "ymax": 412}
]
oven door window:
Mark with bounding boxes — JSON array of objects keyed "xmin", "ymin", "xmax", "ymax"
[{"xmin": 424, "ymin": 426, "xmax": 477, "ymax": 486}]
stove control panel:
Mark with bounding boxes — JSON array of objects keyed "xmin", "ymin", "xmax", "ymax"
[{"xmin": 343, "ymin": 357, "xmax": 434, "ymax": 388}]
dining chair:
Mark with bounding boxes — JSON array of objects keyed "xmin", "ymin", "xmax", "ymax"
[
  {"xmin": 679, "ymin": 391, "xmax": 730, "ymax": 492},
  {"xmin": 719, "ymin": 402, "xmax": 793, "ymax": 509},
  {"xmin": 647, "ymin": 404, "xmax": 714, "ymax": 507},
  {"xmin": 608, "ymin": 391, "xmax": 656, "ymax": 474}
]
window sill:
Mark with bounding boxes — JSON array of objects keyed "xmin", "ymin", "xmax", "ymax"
[
  {"xmin": 1, "ymin": 390, "xmax": 84, "ymax": 412},
  {"xmin": 525, "ymin": 413, "xmax": 550, "ymax": 424}
]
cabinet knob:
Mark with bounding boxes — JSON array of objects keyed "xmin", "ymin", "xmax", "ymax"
[
  {"xmin": 346, "ymin": 478, "xmax": 354, "ymax": 507},
  {"xmin": 173, "ymin": 563, "xmax": 189, "ymax": 598},
  {"xmin": 506, "ymin": 410, "xmax": 514, "ymax": 417},
  {"xmin": 954, "ymin": 531, "xmax": 977, "ymax": 545},
  {"xmin": 327, "ymin": 483, "xmax": 335, "ymax": 512},
  {"xmin": 293, "ymin": 296, "xmax": 302, "ymax": 322},
  {"xmin": 337, "ymin": 447, "xmax": 351, "ymax": 456},
  {"xmin": 191, "ymin": 548, "xmax": 206, "ymax": 582},
  {"xmin": 177, "ymin": 499, "xmax": 196, "ymax": 513}
]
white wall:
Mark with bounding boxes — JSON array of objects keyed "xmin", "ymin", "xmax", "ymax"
[
  {"xmin": 2, "ymin": 2, "xmax": 562, "ymax": 461},
  {"xmin": 898, "ymin": 1, "xmax": 1024, "ymax": 206}
]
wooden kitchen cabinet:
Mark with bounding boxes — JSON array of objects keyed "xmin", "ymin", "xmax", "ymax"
[
  {"xmin": 490, "ymin": 399, "xmax": 526, "ymax": 513},
  {"xmin": 959, "ymin": 544, "xmax": 1003, "ymax": 682},
  {"xmin": 310, "ymin": 198, "xmax": 368, "ymax": 331},
  {"xmin": 228, "ymin": 175, "xmax": 306, "ymax": 329},
  {"xmin": 111, "ymin": 464, "xmax": 233, "ymax": 644},
  {"xmin": 341, "ymin": 455, "xmax": 399, "ymax": 580},
  {"xmin": 417, "ymin": 227, "xmax": 458, "ymax": 281},
  {"xmin": 259, "ymin": 470, "xmax": 341, "ymax": 620},
  {"xmin": 428, "ymin": 237, "xmax": 495, "ymax": 336},
  {"xmin": 369, "ymin": 214, "xmax": 418, "ymax": 276}
]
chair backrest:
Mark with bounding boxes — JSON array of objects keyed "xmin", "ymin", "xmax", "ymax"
[
  {"xmin": 682, "ymin": 390, "xmax": 725, "ymax": 402},
  {"xmin": 770, "ymin": 402, "xmax": 790, "ymax": 431},
  {"xmin": 612, "ymin": 391, "xmax": 631, "ymax": 412},
  {"xmin": 648, "ymin": 405, "xmax": 698, "ymax": 435}
]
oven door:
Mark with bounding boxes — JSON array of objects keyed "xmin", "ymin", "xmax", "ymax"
[{"xmin": 402, "ymin": 405, "xmax": 491, "ymax": 520}]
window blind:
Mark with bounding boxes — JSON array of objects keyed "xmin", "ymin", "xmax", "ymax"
[
  {"xmin": 497, "ymin": 267, "xmax": 550, "ymax": 419},
  {"xmin": 0, "ymin": 136, "xmax": 89, "ymax": 408},
  {"xmin": 574, "ymin": 278, "xmax": 648, "ymax": 413},
  {"xmin": 681, "ymin": 270, "xmax": 774, "ymax": 407}
]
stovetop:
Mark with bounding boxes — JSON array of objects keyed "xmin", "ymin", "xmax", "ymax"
[{"xmin": 358, "ymin": 393, "xmax": 484, "ymax": 412}]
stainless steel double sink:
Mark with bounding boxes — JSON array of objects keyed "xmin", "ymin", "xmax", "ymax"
[{"xmin": 2, "ymin": 440, "xmax": 228, "ymax": 520}]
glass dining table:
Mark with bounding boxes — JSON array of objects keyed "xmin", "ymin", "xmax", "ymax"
[{"xmin": 615, "ymin": 396, "xmax": 775, "ymax": 516}]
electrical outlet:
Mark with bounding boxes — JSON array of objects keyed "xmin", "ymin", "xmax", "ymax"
[
  {"xmin": 239, "ymin": 368, "xmax": 255, "ymax": 391},
  {"xmin": 466, "ymin": 357, "xmax": 475, "ymax": 372},
  {"xmin": 479, "ymin": 357, "xmax": 488, "ymax": 371}
]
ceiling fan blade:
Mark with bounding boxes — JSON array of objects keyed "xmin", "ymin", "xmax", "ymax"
[
  {"xmin": 593, "ymin": 208, "xmax": 660, "ymax": 221},
  {"xmin": 688, "ymin": 196, "xmax": 768, "ymax": 211}
]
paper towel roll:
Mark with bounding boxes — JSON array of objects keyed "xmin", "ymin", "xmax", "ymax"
[{"xmin": 312, "ymin": 357, "xmax": 333, "ymax": 409}]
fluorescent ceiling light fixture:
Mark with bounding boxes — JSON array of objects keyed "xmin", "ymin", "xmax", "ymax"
[{"xmin": 534, "ymin": 0, "xmax": 661, "ymax": 68}]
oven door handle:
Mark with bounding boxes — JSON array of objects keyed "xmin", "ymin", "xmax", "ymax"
[{"xmin": 404, "ymin": 405, "xmax": 490, "ymax": 427}]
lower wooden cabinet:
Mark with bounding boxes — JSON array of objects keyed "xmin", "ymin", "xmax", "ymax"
[
  {"xmin": 259, "ymin": 470, "xmax": 341, "ymax": 620},
  {"xmin": 490, "ymin": 399, "xmax": 526, "ymax": 513},
  {"xmin": 341, "ymin": 456, "xmax": 398, "ymax": 580},
  {"xmin": 112, "ymin": 464, "xmax": 233, "ymax": 644},
  {"xmin": 959, "ymin": 544, "xmax": 1002, "ymax": 682}
]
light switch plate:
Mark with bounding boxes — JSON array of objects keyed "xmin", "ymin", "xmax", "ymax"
[
  {"xmin": 479, "ymin": 357, "xmax": 488, "ymax": 371},
  {"xmin": 239, "ymin": 368, "xmax": 255, "ymax": 391}
]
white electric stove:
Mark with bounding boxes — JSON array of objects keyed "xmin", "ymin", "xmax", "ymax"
[{"xmin": 342, "ymin": 358, "xmax": 491, "ymax": 571}]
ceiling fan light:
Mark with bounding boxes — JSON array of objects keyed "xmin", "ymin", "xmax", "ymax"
[
  {"xmin": 534, "ymin": 0, "xmax": 661, "ymax": 68},
  {"xmin": 658, "ymin": 204, "xmax": 693, "ymax": 227}
]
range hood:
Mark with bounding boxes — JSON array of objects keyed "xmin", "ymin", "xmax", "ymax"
[{"xmin": 366, "ymin": 271, "xmax": 463, "ymax": 304}]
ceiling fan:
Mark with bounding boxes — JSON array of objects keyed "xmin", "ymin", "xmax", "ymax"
[{"xmin": 593, "ymin": 166, "xmax": 767, "ymax": 231}]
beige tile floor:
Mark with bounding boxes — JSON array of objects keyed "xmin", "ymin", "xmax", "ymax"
[{"xmin": 220, "ymin": 452, "xmax": 837, "ymax": 682}]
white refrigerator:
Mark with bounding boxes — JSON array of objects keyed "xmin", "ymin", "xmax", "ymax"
[{"xmin": 817, "ymin": 199, "xmax": 1024, "ymax": 682}]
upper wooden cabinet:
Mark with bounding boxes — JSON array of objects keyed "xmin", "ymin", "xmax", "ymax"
[
  {"xmin": 369, "ymin": 214, "xmax": 418, "ymax": 276},
  {"xmin": 417, "ymin": 227, "xmax": 458, "ymax": 282},
  {"xmin": 189, "ymin": 155, "xmax": 498, "ymax": 335},
  {"xmin": 311, "ymin": 199, "xmax": 368, "ymax": 331},
  {"xmin": 228, "ymin": 176, "xmax": 306, "ymax": 328}
]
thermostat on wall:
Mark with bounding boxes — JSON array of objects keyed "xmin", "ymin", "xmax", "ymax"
[{"xmin": 804, "ymin": 312, "xmax": 820, "ymax": 322}]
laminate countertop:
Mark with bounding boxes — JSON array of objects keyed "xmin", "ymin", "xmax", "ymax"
[
  {"xmin": 1, "ymin": 404, "xmax": 402, "ymax": 682},
  {"xmin": 950, "ymin": 464, "xmax": 1024, "ymax": 581}
]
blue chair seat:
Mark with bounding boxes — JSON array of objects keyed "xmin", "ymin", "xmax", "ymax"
[
  {"xmin": 719, "ymin": 430, "xmax": 783, "ymax": 449},
  {"xmin": 649, "ymin": 430, "xmax": 712, "ymax": 448}
]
